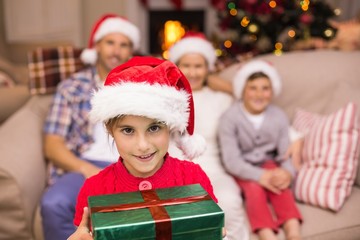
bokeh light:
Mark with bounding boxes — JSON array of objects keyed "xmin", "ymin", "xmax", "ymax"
[
  {"xmin": 288, "ymin": 29, "xmax": 296, "ymax": 38},
  {"xmin": 269, "ymin": 1, "xmax": 277, "ymax": 8},
  {"xmin": 240, "ymin": 16, "xmax": 250, "ymax": 27},
  {"xmin": 230, "ymin": 9, "xmax": 238, "ymax": 16},
  {"xmin": 224, "ymin": 40, "xmax": 232, "ymax": 48},
  {"xmin": 248, "ymin": 24, "xmax": 259, "ymax": 33}
]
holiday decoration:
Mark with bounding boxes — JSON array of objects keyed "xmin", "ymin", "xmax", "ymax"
[
  {"xmin": 89, "ymin": 184, "xmax": 224, "ymax": 239},
  {"xmin": 215, "ymin": 0, "xmax": 337, "ymax": 57}
]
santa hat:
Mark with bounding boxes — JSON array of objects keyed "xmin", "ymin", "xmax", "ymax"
[
  {"xmin": 90, "ymin": 56, "xmax": 206, "ymax": 160},
  {"xmin": 81, "ymin": 14, "xmax": 140, "ymax": 65},
  {"xmin": 168, "ymin": 32, "xmax": 217, "ymax": 71},
  {"xmin": 233, "ymin": 60, "xmax": 282, "ymax": 99}
]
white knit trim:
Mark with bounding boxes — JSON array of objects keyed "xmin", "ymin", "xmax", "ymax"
[
  {"xmin": 90, "ymin": 82, "xmax": 190, "ymax": 132},
  {"xmin": 233, "ymin": 60, "xmax": 282, "ymax": 99},
  {"xmin": 93, "ymin": 17, "xmax": 140, "ymax": 50},
  {"xmin": 169, "ymin": 37, "xmax": 216, "ymax": 71}
]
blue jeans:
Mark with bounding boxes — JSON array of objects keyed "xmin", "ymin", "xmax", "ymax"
[{"xmin": 40, "ymin": 160, "xmax": 110, "ymax": 240}]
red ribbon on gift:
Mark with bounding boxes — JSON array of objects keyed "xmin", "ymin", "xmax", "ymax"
[{"xmin": 91, "ymin": 189, "xmax": 212, "ymax": 240}]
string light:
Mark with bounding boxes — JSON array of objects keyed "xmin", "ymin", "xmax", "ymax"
[
  {"xmin": 249, "ymin": 34, "xmax": 257, "ymax": 41},
  {"xmin": 275, "ymin": 42, "xmax": 283, "ymax": 50},
  {"xmin": 324, "ymin": 28, "xmax": 334, "ymax": 38},
  {"xmin": 230, "ymin": 9, "xmax": 238, "ymax": 16},
  {"xmin": 274, "ymin": 42, "xmax": 283, "ymax": 56},
  {"xmin": 224, "ymin": 40, "xmax": 232, "ymax": 48},
  {"xmin": 228, "ymin": 2, "xmax": 236, "ymax": 9},
  {"xmin": 269, "ymin": 1, "xmax": 277, "ymax": 8},
  {"xmin": 288, "ymin": 29, "xmax": 296, "ymax": 38},
  {"xmin": 300, "ymin": 0, "xmax": 310, "ymax": 11},
  {"xmin": 248, "ymin": 23, "xmax": 259, "ymax": 33},
  {"xmin": 334, "ymin": 8, "xmax": 341, "ymax": 16},
  {"xmin": 215, "ymin": 49, "xmax": 223, "ymax": 57},
  {"xmin": 274, "ymin": 49, "xmax": 283, "ymax": 56},
  {"xmin": 240, "ymin": 16, "xmax": 250, "ymax": 27}
]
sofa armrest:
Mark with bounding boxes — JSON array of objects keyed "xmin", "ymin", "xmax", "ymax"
[
  {"xmin": 0, "ymin": 95, "xmax": 52, "ymax": 239},
  {"xmin": 0, "ymin": 85, "xmax": 31, "ymax": 124}
]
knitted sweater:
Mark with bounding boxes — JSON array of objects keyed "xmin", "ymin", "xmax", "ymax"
[
  {"xmin": 218, "ymin": 102, "xmax": 296, "ymax": 182},
  {"xmin": 169, "ymin": 87, "xmax": 233, "ymax": 175},
  {"xmin": 74, "ymin": 154, "xmax": 216, "ymax": 226}
]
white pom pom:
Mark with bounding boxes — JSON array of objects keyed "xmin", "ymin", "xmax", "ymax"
[
  {"xmin": 80, "ymin": 48, "xmax": 97, "ymax": 65},
  {"xmin": 174, "ymin": 133, "xmax": 207, "ymax": 160}
]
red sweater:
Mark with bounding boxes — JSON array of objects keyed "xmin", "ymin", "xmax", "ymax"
[{"xmin": 74, "ymin": 154, "xmax": 217, "ymax": 226}]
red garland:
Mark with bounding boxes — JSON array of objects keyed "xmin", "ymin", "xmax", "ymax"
[{"xmin": 171, "ymin": 0, "xmax": 183, "ymax": 10}]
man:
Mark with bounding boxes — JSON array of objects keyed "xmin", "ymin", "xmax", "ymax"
[{"xmin": 41, "ymin": 13, "xmax": 140, "ymax": 240}]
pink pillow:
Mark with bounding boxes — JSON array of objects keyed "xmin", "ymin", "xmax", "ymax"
[{"xmin": 292, "ymin": 102, "xmax": 360, "ymax": 212}]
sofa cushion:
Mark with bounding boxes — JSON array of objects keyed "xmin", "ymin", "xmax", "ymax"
[
  {"xmin": 293, "ymin": 102, "xmax": 360, "ymax": 211},
  {"xmin": 28, "ymin": 46, "xmax": 84, "ymax": 95},
  {"xmin": 323, "ymin": 81, "xmax": 360, "ymax": 187}
]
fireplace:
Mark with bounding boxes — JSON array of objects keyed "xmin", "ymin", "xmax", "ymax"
[{"xmin": 149, "ymin": 10, "xmax": 205, "ymax": 56}]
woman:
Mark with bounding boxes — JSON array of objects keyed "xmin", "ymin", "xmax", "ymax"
[{"xmin": 168, "ymin": 32, "xmax": 250, "ymax": 240}]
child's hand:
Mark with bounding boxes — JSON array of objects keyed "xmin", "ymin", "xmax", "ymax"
[
  {"xmin": 271, "ymin": 168, "xmax": 292, "ymax": 190},
  {"xmin": 67, "ymin": 207, "xmax": 93, "ymax": 240},
  {"xmin": 259, "ymin": 170, "xmax": 281, "ymax": 194}
]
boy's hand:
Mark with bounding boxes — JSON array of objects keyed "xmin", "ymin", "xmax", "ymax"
[
  {"xmin": 67, "ymin": 207, "xmax": 93, "ymax": 240},
  {"xmin": 271, "ymin": 168, "xmax": 292, "ymax": 190},
  {"xmin": 259, "ymin": 170, "xmax": 281, "ymax": 194}
]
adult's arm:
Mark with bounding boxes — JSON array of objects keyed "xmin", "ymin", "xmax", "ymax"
[{"xmin": 44, "ymin": 134, "xmax": 101, "ymax": 178}]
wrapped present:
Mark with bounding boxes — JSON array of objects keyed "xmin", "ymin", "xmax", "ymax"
[{"xmin": 89, "ymin": 184, "xmax": 224, "ymax": 240}]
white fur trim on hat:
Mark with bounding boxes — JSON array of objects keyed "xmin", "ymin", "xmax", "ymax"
[
  {"xmin": 90, "ymin": 82, "xmax": 190, "ymax": 133},
  {"xmin": 81, "ymin": 17, "xmax": 140, "ymax": 65},
  {"xmin": 93, "ymin": 18, "xmax": 140, "ymax": 50},
  {"xmin": 169, "ymin": 37, "xmax": 217, "ymax": 71},
  {"xmin": 233, "ymin": 60, "xmax": 282, "ymax": 99}
]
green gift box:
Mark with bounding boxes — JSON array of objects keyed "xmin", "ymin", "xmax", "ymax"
[{"xmin": 88, "ymin": 184, "xmax": 224, "ymax": 240}]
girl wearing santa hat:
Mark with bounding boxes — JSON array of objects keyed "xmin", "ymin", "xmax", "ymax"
[
  {"xmin": 68, "ymin": 56, "xmax": 228, "ymax": 239},
  {"xmin": 168, "ymin": 32, "xmax": 250, "ymax": 240},
  {"xmin": 218, "ymin": 60, "xmax": 302, "ymax": 240}
]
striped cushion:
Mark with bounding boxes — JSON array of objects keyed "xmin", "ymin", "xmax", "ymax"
[{"xmin": 292, "ymin": 102, "xmax": 360, "ymax": 212}]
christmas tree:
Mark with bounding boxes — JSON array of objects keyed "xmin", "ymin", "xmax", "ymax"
[{"xmin": 215, "ymin": 0, "xmax": 337, "ymax": 58}]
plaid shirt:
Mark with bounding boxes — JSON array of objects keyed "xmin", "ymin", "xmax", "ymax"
[{"xmin": 44, "ymin": 66, "xmax": 100, "ymax": 156}]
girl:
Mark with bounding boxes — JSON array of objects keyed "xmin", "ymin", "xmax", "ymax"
[
  {"xmin": 68, "ymin": 56, "xmax": 226, "ymax": 239},
  {"xmin": 218, "ymin": 60, "xmax": 302, "ymax": 240}
]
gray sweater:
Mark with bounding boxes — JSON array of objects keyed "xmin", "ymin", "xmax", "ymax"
[{"xmin": 218, "ymin": 101, "xmax": 296, "ymax": 182}]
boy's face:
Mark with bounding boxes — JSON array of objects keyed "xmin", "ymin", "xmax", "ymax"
[
  {"xmin": 177, "ymin": 53, "xmax": 208, "ymax": 91},
  {"xmin": 110, "ymin": 115, "xmax": 170, "ymax": 178},
  {"xmin": 96, "ymin": 32, "xmax": 133, "ymax": 73},
  {"xmin": 242, "ymin": 77, "xmax": 273, "ymax": 115}
]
